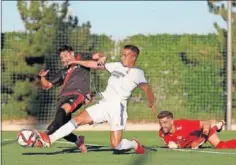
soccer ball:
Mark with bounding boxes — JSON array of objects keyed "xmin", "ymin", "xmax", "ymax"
[{"xmin": 17, "ymin": 129, "xmax": 36, "ymax": 147}]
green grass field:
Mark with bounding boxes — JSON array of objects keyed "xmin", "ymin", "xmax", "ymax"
[{"xmin": 2, "ymin": 131, "xmax": 236, "ymax": 165}]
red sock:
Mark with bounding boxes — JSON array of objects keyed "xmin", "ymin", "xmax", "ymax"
[
  {"xmin": 208, "ymin": 126, "xmax": 217, "ymax": 137},
  {"xmin": 216, "ymin": 140, "xmax": 236, "ymax": 149}
]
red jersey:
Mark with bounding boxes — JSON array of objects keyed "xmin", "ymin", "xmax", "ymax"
[{"xmin": 159, "ymin": 119, "xmax": 201, "ymax": 147}]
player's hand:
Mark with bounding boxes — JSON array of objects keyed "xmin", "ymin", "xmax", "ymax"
[
  {"xmin": 93, "ymin": 52, "xmax": 104, "ymax": 60},
  {"xmin": 168, "ymin": 141, "xmax": 178, "ymax": 149},
  {"xmin": 97, "ymin": 56, "xmax": 106, "ymax": 66},
  {"xmin": 149, "ymin": 104, "xmax": 156, "ymax": 115},
  {"xmin": 38, "ymin": 69, "xmax": 49, "ymax": 77}
]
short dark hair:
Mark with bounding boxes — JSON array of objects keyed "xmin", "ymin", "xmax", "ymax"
[
  {"xmin": 123, "ymin": 45, "xmax": 140, "ymax": 56},
  {"xmin": 157, "ymin": 111, "xmax": 173, "ymax": 119},
  {"xmin": 58, "ymin": 45, "xmax": 73, "ymax": 54}
]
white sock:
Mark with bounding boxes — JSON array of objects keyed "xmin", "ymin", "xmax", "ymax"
[
  {"xmin": 49, "ymin": 119, "xmax": 77, "ymax": 144},
  {"xmin": 115, "ymin": 139, "xmax": 137, "ymax": 150}
]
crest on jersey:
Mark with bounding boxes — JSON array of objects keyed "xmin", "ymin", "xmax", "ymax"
[{"xmin": 177, "ymin": 136, "xmax": 183, "ymax": 140}]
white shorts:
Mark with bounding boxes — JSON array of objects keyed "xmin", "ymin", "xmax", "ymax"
[{"xmin": 86, "ymin": 100, "xmax": 128, "ymax": 131}]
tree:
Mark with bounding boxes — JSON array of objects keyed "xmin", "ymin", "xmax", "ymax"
[
  {"xmin": 207, "ymin": 1, "xmax": 236, "ymax": 82},
  {"xmin": 1, "ymin": 0, "xmax": 74, "ymax": 119},
  {"xmin": 1, "ymin": 0, "xmax": 115, "ymax": 121},
  {"xmin": 207, "ymin": 1, "xmax": 236, "ymax": 116}
]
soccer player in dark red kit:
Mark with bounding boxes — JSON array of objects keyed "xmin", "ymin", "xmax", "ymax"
[
  {"xmin": 37, "ymin": 45, "xmax": 105, "ymax": 152},
  {"xmin": 158, "ymin": 111, "xmax": 236, "ymax": 149}
]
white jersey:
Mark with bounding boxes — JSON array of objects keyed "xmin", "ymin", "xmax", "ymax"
[{"xmin": 101, "ymin": 62, "xmax": 147, "ymax": 101}]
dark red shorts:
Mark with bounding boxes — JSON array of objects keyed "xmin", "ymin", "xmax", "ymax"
[{"xmin": 57, "ymin": 92, "xmax": 85, "ymax": 113}]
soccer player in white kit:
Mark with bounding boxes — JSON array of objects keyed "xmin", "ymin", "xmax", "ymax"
[{"xmin": 34, "ymin": 45, "xmax": 156, "ymax": 154}]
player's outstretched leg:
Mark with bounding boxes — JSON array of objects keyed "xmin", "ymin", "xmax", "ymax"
[
  {"xmin": 42, "ymin": 103, "xmax": 87, "ymax": 152},
  {"xmin": 216, "ymin": 140, "xmax": 236, "ymax": 149},
  {"xmin": 45, "ymin": 108, "xmax": 66, "ymax": 135},
  {"xmin": 207, "ymin": 132, "xmax": 236, "ymax": 149},
  {"xmin": 34, "ymin": 107, "xmax": 67, "ymax": 147},
  {"xmin": 34, "ymin": 110, "xmax": 93, "ymax": 148},
  {"xmin": 110, "ymin": 130, "xmax": 144, "ymax": 154},
  {"xmin": 62, "ymin": 113, "xmax": 87, "ymax": 152}
]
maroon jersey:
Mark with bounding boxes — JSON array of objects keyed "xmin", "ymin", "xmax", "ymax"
[{"xmin": 48, "ymin": 53, "xmax": 92, "ymax": 97}]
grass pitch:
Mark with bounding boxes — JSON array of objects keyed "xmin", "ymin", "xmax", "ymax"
[{"xmin": 2, "ymin": 131, "xmax": 236, "ymax": 165}]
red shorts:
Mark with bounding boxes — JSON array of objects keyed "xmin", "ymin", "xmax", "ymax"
[
  {"xmin": 177, "ymin": 127, "xmax": 216, "ymax": 148},
  {"xmin": 177, "ymin": 135, "xmax": 202, "ymax": 148}
]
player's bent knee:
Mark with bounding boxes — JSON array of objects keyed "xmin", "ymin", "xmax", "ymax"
[
  {"xmin": 73, "ymin": 115, "xmax": 83, "ymax": 125},
  {"xmin": 61, "ymin": 103, "xmax": 72, "ymax": 114}
]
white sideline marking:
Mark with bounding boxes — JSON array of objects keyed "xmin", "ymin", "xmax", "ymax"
[{"xmin": 3, "ymin": 139, "xmax": 236, "ymax": 155}]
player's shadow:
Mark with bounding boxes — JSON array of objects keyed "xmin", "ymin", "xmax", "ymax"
[
  {"xmin": 199, "ymin": 146, "xmax": 213, "ymax": 149},
  {"xmin": 22, "ymin": 145, "xmax": 136, "ymax": 155}
]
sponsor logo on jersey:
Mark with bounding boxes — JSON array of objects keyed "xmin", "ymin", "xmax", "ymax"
[
  {"xmin": 111, "ymin": 71, "xmax": 125, "ymax": 78},
  {"xmin": 69, "ymin": 99, "xmax": 74, "ymax": 103},
  {"xmin": 176, "ymin": 126, "xmax": 182, "ymax": 130}
]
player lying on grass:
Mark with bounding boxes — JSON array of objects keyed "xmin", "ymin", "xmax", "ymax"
[
  {"xmin": 36, "ymin": 45, "xmax": 105, "ymax": 152},
  {"xmin": 34, "ymin": 45, "xmax": 156, "ymax": 154},
  {"xmin": 157, "ymin": 110, "xmax": 236, "ymax": 149}
]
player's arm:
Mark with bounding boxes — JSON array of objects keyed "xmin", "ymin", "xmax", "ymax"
[
  {"xmin": 78, "ymin": 52, "xmax": 106, "ymax": 66},
  {"xmin": 168, "ymin": 141, "xmax": 180, "ymax": 149},
  {"xmin": 67, "ymin": 60, "xmax": 105, "ymax": 69},
  {"xmin": 67, "ymin": 52, "xmax": 106, "ymax": 69},
  {"xmin": 38, "ymin": 70, "xmax": 53, "ymax": 90},
  {"xmin": 92, "ymin": 53, "xmax": 106, "ymax": 66},
  {"xmin": 159, "ymin": 131, "xmax": 179, "ymax": 149},
  {"xmin": 38, "ymin": 69, "xmax": 64, "ymax": 90},
  {"xmin": 139, "ymin": 83, "xmax": 156, "ymax": 115}
]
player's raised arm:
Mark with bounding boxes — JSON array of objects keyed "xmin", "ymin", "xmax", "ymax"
[
  {"xmin": 65, "ymin": 52, "xmax": 106, "ymax": 69},
  {"xmin": 92, "ymin": 52, "xmax": 106, "ymax": 66},
  {"xmin": 67, "ymin": 59, "xmax": 106, "ymax": 69},
  {"xmin": 139, "ymin": 83, "xmax": 156, "ymax": 115},
  {"xmin": 38, "ymin": 69, "xmax": 53, "ymax": 90},
  {"xmin": 38, "ymin": 68, "xmax": 64, "ymax": 90}
]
